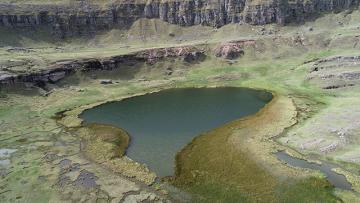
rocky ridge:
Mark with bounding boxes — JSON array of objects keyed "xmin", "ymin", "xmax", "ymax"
[
  {"xmin": 0, "ymin": 46, "xmax": 205, "ymax": 86},
  {"xmin": 0, "ymin": 0, "xmax": 359, "ymax": 37},
  {"xmin": 308, "ymin": 55, "xmax": 360, "ymax": 89}
]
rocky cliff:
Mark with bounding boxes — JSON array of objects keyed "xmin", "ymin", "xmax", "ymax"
[
  {"xmin": 0, "ymin": 45, "xmax": 205, "ymax": 85},
  {"xmin": 0, "ymin": 0, "xmax": 359, "ymax": 37}
]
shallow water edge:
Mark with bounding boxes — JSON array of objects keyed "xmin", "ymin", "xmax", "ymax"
[
  {"xmin": 80, "ymin": 87, "xmax": 273, "ymax": 177},
  {"xmin": 276, "ymin": 151, "xmax": 352, "ymax": 190},
  {"xmin": 55, "ymin": 86, "xmax": 346, "ymax": 202}
]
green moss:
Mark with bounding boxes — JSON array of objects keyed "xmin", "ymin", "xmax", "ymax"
[
  {"xmin": 186, "ymin": 181, "xmax": 250, "ymax": 203},
  {"xmin": 276, "ymin": 177, "xmax": 339, "ymax": 203},
  {"xmin": 183, "ymin": 178, "xmax": 338, "ymax": 203},
  {"xmin": 81, "ymin": 123, "xmax": 130, "ymax": 160},
  {"xmin": 171, "ymin": 95, "xmax": 339, "ymax": 202},
  {"xmin": 1, "ymin": 9, "xmax": 360, "ymax": 202}
]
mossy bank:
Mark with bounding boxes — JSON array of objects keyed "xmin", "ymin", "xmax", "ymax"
[{"xmin": 1, "ymin": 8, "xmax": 360, "ymax": 203}]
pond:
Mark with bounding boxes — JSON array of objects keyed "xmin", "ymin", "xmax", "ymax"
[
  {"xmin": 81, "ymin": 87, "xmax": 272, "ymax": 177},
  {"xmin": 276, "ymin": 151, "xmax": 352, "ymax": 190}
]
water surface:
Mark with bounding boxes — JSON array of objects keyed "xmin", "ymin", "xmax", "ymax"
[
  {"xmin": 81, "ymin": 88, "xmax": 272, "ymax": 177},
  {"xmin": 276, "ymin": 151, "xmax": 352, "ymax": 190}
]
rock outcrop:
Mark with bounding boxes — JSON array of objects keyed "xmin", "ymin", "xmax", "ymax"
[
  {"xmin": 0, "ymin": 46, "xmax": 205, "ymax": 85},
  {"xmin": 214, "ymin": 40, "xmax": 255, "ymax": 59},
  {"xmin": 308, "ymin": 55, "xmax": 360, "ymax": 89},
  {"xmin": 0, "ymin": 0, "xmax": 359, "ymax": 37},
  {"xmin": 136, "ymin": 46, "xmax": 206, "ymax": 64}
]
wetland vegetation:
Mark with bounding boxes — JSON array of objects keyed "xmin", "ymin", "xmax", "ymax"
[
  {"xmin": 276, "ymin": 151, "xmax": 352, "ymax": 190},
  {"xmin": 1, "ymin": 1, "xmax": 360, "ymax": 202},
  {"xmin": 81, "ymin": 87, "xmax": 272, "ymax": 177}
]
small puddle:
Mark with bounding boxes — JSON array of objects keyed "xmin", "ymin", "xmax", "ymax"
[
  {"xmin": 276, "ymin": 151, "xmax": 352, "ymax": 190},
  {"xmin": 0, "ymin": 148, "xmax": 17, "ymax": 158},
  {"xmin": 0, "ymin": 148, "xmax": 17, "ymax": 168},
  {"xmin": 0, "ymin": 159, "xmax": 10, "ymax": 167}
]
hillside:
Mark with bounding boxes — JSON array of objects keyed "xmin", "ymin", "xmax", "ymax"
[{"xmin": 1, "ymin": 1, "xmax": 360, "ymax": 203}]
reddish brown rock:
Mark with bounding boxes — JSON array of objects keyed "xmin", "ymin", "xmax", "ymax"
[
  {"xmin": 214, "ymin": 40, "xmax": 255, "ymax": 59},
  {"xmin": 135, "ymin": 46, "xmax": 205, "ymax": 64}
]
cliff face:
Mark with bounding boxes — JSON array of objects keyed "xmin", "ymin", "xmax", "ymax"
[
  {"xmin": 0, "ymin": 0, "xmax": 359, "ymax": 37},
  {"xmin": 144, "ymin": 0, "xmax": 360, "ymax": 26},
  {"xmin": 0, "ymin": 45, "xmax": 205, "ymax": 85},
  {"xmin": 0, "ymin": 3, "xmax": 145, "ymax": 38}
]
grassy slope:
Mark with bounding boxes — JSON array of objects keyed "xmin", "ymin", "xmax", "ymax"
[{"xmin": 1, "ymin": 8, "xmax": 360, "ymax": 203}]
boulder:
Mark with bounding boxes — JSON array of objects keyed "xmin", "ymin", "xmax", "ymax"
[
  {"xmin": 214, "ymin": 40, "xmax": 253, "ymax": 59},
  {"xmin": 100, "ymin": 79, "xmax": 113, "ymax": 85}
]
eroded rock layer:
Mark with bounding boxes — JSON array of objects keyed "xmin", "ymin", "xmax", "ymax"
[
  {"xmin": 0, "ymin": 46, "xmax": 205, "ymax": 85},
  {"xmin": 0, "ymin": 0, "xmax": 359, "ymax": 37}
]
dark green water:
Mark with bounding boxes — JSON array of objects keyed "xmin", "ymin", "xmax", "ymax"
[
  {"xmin": 81, "ymin": 88, "xmax": 272, "ymax": 177},
  {"xmin": 276, "ymin": 151, "xmax": 352, "ymax": 190}
]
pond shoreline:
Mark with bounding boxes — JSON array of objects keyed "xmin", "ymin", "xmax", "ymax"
[
  {"xmin": 54, "ymin": 85, "xmax": 349, "ymax": 202},
  {"xmin": 55, "ymin": 86, "xmax": 276, "ymax": 182},
  {"xmin": 80, "ymin": 87, "xmax": 273, "ymax": 177},
  {"xmin": 276, "ymin": 151, "xmax": 353, "ymax": 190}
]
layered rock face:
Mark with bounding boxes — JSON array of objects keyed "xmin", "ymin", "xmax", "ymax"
[
  {"xmin": 0, "ymin": 2, "xmax": 145, "ymax": 38},
  {"xmin": 308, "ymin": 55, "xmax": 360, "ymax": 90},
  {"xmin": 144, "ymin": 0, "xmax": 360, "ymax": 26},
  {"xmin": 0, "ymin": 46, "xmax": 205, "ymax": 85},
  {"xmin": 0, "ymin": 0, "xmax": 359, "ymax": 37}
]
